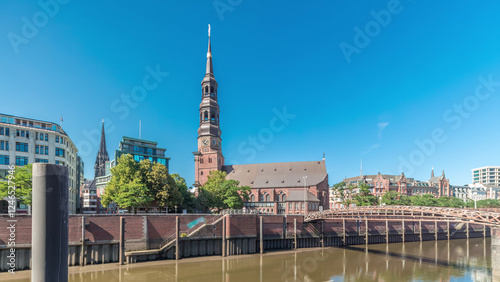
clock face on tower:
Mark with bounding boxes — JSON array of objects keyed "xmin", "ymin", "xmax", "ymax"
[{"xmin": 201, "ymin": 138, "xmax": 209, "ymax": 147}]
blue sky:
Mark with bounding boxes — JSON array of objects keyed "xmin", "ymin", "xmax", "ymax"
[{"xmin": 1, "ymin": 1, "xmax": 500, "ymax": 186}]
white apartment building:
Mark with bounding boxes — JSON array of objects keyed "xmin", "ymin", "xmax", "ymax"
[
  {"xmin": 0, "ymin": 113, "xmax": 79, "ymax": 214},
  {"xmin": 472, "ymin": 166, "xmax": 500, "ymax": 186}
]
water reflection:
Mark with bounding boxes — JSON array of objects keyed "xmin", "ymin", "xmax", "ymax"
[{"xmin": 0, "ymin": 238, "xmax": 493, "ymax": 281}]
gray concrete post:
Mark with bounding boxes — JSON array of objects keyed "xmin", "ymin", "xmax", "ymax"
[
  {"xmin": 402, "ymin": 218, "xmax": 405, "ymax": 242},
  {"xmin": 343, "ymin": 219, "xmax": 346, "ymax": 245},
  {"xmin": 491, "ymin": 227, "xmax": 500, "ymax": 281},
  {"xmin": 31, "ymin": 164, "xmax": 69, "ymax": 282}
]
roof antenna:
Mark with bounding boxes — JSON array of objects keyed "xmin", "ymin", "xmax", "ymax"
[
  {"xmin": 139, "ymin": 120, "xmax": 142, "ymax": 139},
  {"xmin": 360, "ymin": 159, "xmax": 363, "ymax": 177}
]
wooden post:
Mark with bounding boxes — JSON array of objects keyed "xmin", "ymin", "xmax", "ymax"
[
  {"xmin": 402, "ymin": 218, "xmax": 405, "ymax": 242},
  {"xmin": 343, "ymin": 219, "xmax": 346, "ymax": 245},
  {"xmin": 222, "ymin": 216, "xmax": 226, "ymax": 257},
  {"xmin": 81, "ymin": 216, "xmax": 86, "ymax": 266},
  {"xmin": 260, "ymin": 216, "xmax": 264, "ymax": 254},
  {"xmin": 175, "ymin": 216, "xmax": 180, "ymax": 260},
  {"xmin": 447, "ymin": 220, "xmax": 450, "ymax": 240},
  {"xmin": 419, "ymin": 220, "xmax": 422, "ymax": 242},
  {"xmin": 484, "ymin": 224, "xmax": 487, "ymax": 239},
  {"xmin": 365, "ymin": 218, "xmax": 368, "ymax": 245},
  {"xmin": 321, "ymin": 221, "xmax": 324, "ymax": 248},
  {"xmin": 435, "ymin": 220, "xmax": 438, "ymax": 241},
  {"xmin": 119, "ymin": 217, "xmax": 125, "ymax": 265},
  {"xmin": 294, "ymin": 218, "xmax": 297, "ymax": 250},
  {"xmin": 386, "ymin": 219, "xmax": 389, "ymax": 243},
  {"xmin": 466, "ymin": 222, "xmax": 469, "ymax": 239}
]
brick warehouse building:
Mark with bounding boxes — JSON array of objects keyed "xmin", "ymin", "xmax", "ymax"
[
  {"xmin": 192, "ymin": 27, "xmax": 329, "ymax": 214},
  {"xmin": 331, "ymin": 168, "xmax": 450, "ymax": 208}
]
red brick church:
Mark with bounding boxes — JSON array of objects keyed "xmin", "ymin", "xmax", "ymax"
[{"xmin": 192, "ymin": 27, "xmax": 329, "ymax": 215}]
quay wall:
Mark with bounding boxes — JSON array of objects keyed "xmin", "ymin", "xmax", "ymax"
[{"xmin": 0, "ymin": 214, "xmax": 489, "ymax": 271}]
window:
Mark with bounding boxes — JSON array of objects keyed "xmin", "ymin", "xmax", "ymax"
[
  {"xmin": 0, "ymin": 141, "xmax": 8, "ymax": 151},
  {"xmin": 266, "ymin": 194, "xmax": 270, "ymax": 201},
  {"xmin": 0, "ymin": 127, "xmax": 3, "ymax": 135},
  {"xmin": 16, "ymin": 156, "xmax": 28, "ymax": 166},
  {"xmin": 45, "ymin": 134, "xmax": 48, "ymax": 141},
  {"xmin": 55, "ymin": 148, "xmax": 65, "ymax": 157},
  {"xmin": 261, "ymin": 194, "xmax": 265, "ymax": 201},
  {"xmin": 0, "ymin": 155, "xmax": 9, "ymax": 165},
  {"xmin": 251, "ymin": 195, "xmax": 255, "ymax": 202},
  {"xmin": 16, "ymin": 142, "xmax": 28, "ymax": 152},
  {"xmin": 56, "ymin": 136, "xmax": 59, "ymax": 143},
  {"xmin": 283, "ymin": 194, "xmax": 287, "ymax": 202},
  {"xmin": 35, "ymin": 158, "xmax": 48, "ymax": 163}
]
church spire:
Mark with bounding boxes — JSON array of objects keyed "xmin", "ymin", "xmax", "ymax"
[
  {"xmin": 206, "ymin": 24, "xmax": 213, "ymax": 76},
  {"xmin": 431, "ymin": 166, "xmax": 434, "ymax": 178},
  {"xmin": 94, "ymin": 120, "xmax": 110, "ymax": 178}
]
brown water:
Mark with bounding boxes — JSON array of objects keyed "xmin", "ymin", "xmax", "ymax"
[{"xmin": 1, "ymin": 238, "xmax": 495, "ymax": 281}]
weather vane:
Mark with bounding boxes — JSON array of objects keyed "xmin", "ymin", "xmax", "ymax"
[{"xmin": 208, "ymin": 24, "xmax": 211, "ymax": 37}]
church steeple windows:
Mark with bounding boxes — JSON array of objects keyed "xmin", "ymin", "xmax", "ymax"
[{"xmin": 194, "ymin": 24, "xmax": 224, "ymax": 188}]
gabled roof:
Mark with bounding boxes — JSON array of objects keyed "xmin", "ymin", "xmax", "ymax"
[
  {"xmin": 222, "ymin": 160, "xmax": 327, "ymax": 188},
  {"xmin": 287, "ymin": 190, "xmax": 320, "ymax": 202}
]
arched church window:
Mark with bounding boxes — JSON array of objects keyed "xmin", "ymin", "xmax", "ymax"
[
  {"xmin": 204, "ymin": 111, "xmax": 208, "ymax": 120},
  {"xmin": 261, "ymin": 194, "xmax": 265, "ymax": 202},
  {"xmin": 205, "ymin": 86, "xmax": 208, "ymax": 93},
  {"xmin": 251, "ymin": 195, "xmax": 255, "ymax": 202},
  {"xmin": 208, "ymin": 158, "xmax": 212, "ymax": 163},
  {"xmin": 200, "ymin": 158, "xmax": 204, "ymax": 164},
  {"xmin": 266, "ymin": 194, "xmax": 270, "ymax": 202},
  {"xmin": 210, "ymin": 86, "xmax": 214, "ymax": 93},
  {"xmin": 201, "ymin": 171, "xmax": 203, "ymax": 175},
  {"xmin": 282, "ymin": 194, "xmax": 287, "ymax": 202}
]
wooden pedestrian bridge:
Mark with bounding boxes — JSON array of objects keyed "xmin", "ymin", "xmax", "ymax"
[{"xmin": 305, "ymin": 205, "xmax": 500, "ymax": 226}]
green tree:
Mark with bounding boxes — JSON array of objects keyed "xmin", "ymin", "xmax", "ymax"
[
  {"xmin": 102, "ymin": 154, "xmax": 153, "ymax": 213},
  {"xmin": 331, "ymin": 181, "xmax": 355, "ymax": 207},
  {"xmin": 381, "ymin": 191, "xmax": 400, "ymax": 205},
  {"xmin": 410, "ymin": 194, "xmax": 438, "ymax": 207},
  {"xmin": 140, "ymin": 160, "xmax": 182, "ymax": 213},
  {"xmin": 436, "ymin": 196, "xmax": 465, "ymax": 208},
  {"xmin": 0, "ymin": 164, "xmax": 33, "ymax": 213},
  {"xmin": 172, "ymin": 173, "xmax": 196, "ymax": 213},
  {"xmin": 353, "ymin": 182, "xmax": 378, "ymax": 206},
  {"xmin": 200, "ymin": 170, "xmax": 250, "ymax": 212}
]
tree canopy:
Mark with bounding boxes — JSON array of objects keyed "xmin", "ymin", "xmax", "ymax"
[
  {"xmin": 198, "ymin": 170, "xmax": 250, "ymax": 212},
  {"xmin": 101, "ymin": 154, "xmax": 183, "ymax": 213},
  {"xmin": 0, "ymin": 164, "xmax": 33, "ymax": 209}
]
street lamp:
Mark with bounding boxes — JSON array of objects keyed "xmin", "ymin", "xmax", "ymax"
[
  {"xmin": 175, "ymin": 205, "xmax": 178, "ymax": 214},
  {"xmin": 303, "ymin": 176, "xmax": 308, "ymax": 215}
]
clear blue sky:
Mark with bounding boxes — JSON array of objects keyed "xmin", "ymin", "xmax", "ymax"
[{"xmin": 2, "ymin": 1, "xmax": 500, "ymax": 186}]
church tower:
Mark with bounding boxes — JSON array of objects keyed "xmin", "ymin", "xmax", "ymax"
[
  {"xmin": 94, "ymin": 121, "xmax": 110, "ymax": 178},
  {"xmin": 193, "ymin": 25, "xmax": 224, "ymax": 188}
]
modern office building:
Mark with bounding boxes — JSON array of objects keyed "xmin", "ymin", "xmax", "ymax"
[
  {"xmin": 471, "ymin": 166, "xmax": 500, "ymax": 186},
  {"xmin": 114, "ymin": 136, "xmax": 170, "ymax": 169},
  {"xmin": 75, "ymin": 156, "xmax": 85, "ymax": 213},
  {"xmin": 95, "ymin": 136, "xmax": 170, "ymax": 213},
  {"xmin": 0, "ymin": 113, "xmax": 79, "ymax": 214}
]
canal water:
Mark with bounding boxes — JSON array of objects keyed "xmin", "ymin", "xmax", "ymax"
[{"xmin": 2, "ymin": 238, "xmax": 495, "ymax": 281}]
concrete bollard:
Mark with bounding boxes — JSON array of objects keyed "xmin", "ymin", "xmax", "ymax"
[
  {"xmin": 31, "ymin": 164, "xmax": 69, "ymax": 282},
  {"xmin": 491, "ymin": 227, "xmax": 500, "ymax": 281}
]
